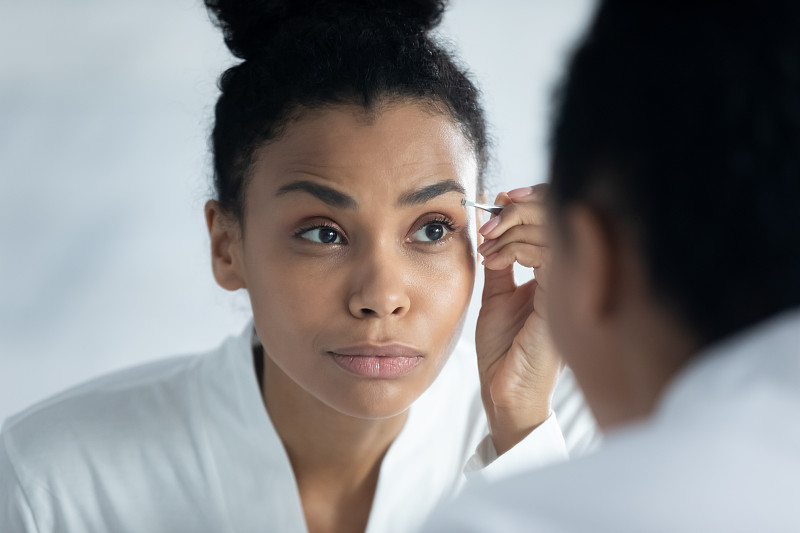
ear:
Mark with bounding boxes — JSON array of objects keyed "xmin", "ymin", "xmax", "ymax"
[
  {"xmin": 563, "ymin": 205, "xmax": 620, "ymax": 322},
  {"xmin": 205, "ymin": 200, "xmax": 246, "ymax": 291}
]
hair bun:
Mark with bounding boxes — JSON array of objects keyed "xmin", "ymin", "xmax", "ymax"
[{"xmin": 205, "ymin": 0, "xmax": 448, "ymax": 60}]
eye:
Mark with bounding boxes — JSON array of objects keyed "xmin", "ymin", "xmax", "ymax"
[
  {"xmin": 411, "ymin": 221, "xmax": 451, "ymax": 243},
  {"xmin": 298, "ymin": 226, "xmax": 343, "ymax": 244}
]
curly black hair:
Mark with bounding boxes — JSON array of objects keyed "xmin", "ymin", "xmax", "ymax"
[
  {"xmin": 550, "ymin": 0, "xmax": 800, "ymax": 346},
  {"xmin": 204, "ymin": 0, "xmax": 488, "ymax": 221}
]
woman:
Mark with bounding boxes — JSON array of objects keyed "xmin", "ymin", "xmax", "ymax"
[{"xmin": 0, "ymin": 1, "xmax": 594, "ymax": 532}]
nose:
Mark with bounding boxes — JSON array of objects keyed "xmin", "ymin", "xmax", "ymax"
[{"xmin": 347, "ymin": 246, "xmax": 411, "ymax": 319}]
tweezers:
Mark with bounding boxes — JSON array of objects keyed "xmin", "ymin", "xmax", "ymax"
[{"xmin": 461, "ymin": 198, "xmax": 504, "ymax": 216}]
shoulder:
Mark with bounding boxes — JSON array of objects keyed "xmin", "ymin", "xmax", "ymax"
[
  {"xmin": 423, "ymin": 425, "xmax": 660, "ymax": 532},
  {"xmin": 0, "ymin": 326, "xmax": 258, "ymax": 530},
  {"xmin": 4, "ymin": 352, "xmax": 199, "ymax": 448},
  {"xmin": 0, "ymin": 338, "xmax": 233, "ymax": 496},
  {"xmin": 428, "ymin": 401, "xmax": 800, "ymax": 533}
]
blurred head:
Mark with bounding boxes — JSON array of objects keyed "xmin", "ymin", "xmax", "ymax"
[
  {"xmin": 546, "ymin": 0, "xmax": 800, "ymax": 426},
  {"xmin": 203, "ymin": 0, "xmax": 488, "ymax": 419}
]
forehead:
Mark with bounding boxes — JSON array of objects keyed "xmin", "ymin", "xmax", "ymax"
[{"xmin": 250, "ymin": 102, "xmax": 479, "ymax": 198}]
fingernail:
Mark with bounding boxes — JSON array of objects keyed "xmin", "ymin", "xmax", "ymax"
[
  {"xmin": 477, "ymin": 238, "xmax": 496, "ymax": 254},
  {"xmin": 479, "ymin": 216, "xmax": 500, "ymax": 236},
  {"xmin": 507, "ymin": 186, "xmax": 534, "ymax": 198}
]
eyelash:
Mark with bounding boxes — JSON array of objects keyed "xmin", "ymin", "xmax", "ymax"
[
  {"xmin": 293, "ymin": 215, "xmax": 458, "ymax": 245},
  {"xmin": 422, "ymin": 216, "xmax": 457, "ymax": 237},
  {"xmin": 293, "ymin": 222, "xmax": 346, "ymax": 243}
]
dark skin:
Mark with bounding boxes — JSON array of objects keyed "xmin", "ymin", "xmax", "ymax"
[
  {"xmin": 206, "ymin": 103, "xmax": 559, "ymax": 533},
  {"xmin": 547, "ymin": 203, "xmax": 699, "ymax": 430}
]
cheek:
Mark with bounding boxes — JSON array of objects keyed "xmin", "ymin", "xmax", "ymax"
[
  {"xmin": 242, "ymin": 235, "xmax": 476, "ymax": 356},
  {"xmin": 413, "ymin": 243, "xmax": 476, "ymax": 318},
  {"xmin": 250, "ymin": 256, "xmax": 338, "ymax": 331},
  {"xmin": 238, "ymin": 238, "xmax": 338, "ymax": 356}
]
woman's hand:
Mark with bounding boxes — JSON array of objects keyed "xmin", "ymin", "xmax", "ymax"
[{"xmin": 475, "ymin": 184, "xmax": 561, "ymax": 456}]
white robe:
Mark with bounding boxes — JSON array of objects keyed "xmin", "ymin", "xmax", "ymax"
[
  {"xmin": 424, "ymin": 309, "xmax": 800, "ymax": 533},
  {"xmin": 0, "ymin": 324, "xmax": 595, "ymax": 533}
]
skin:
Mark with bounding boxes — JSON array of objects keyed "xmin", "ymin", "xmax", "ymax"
[
  {"xmin": 475, "ymin": 185, "xmax": 561, "ymax": 454},
  {"xmin": 205, "ymin": 102, "xmax": 558, "ymax": 533},
  {"xmin": 546, "ymin": 202, "xmax": 699, "ymax": 430}
]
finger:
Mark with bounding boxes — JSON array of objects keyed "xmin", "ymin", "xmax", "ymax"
[
  {"xmin": 482, "ymin": 242, "xmax": 550, "ymax": 270},
  {"xmin": 479, "ymin": 200, "xmax": 548, "ymax": 240},
  {"xmin": 474, "ymin": 192, "xmax": 513, "ymax": 237},
  {"xmin": 512, "ymin": 281, "xmax": 553, "ymax": 359},
  {"xmin": 512, "ymin": 282, "xmax": 551, "ymax": 359},
  {"xmin": 533, "ymin": 279, "xmax": 548, "ymax": 320},
  {"xmin": 506, "ymin": 183, "xmax": 550, "ymax": 203},
  {"xmin": 478, "ymin": 224, "xmax": 548, "ymax": 257},
  {"xmin": 482, "ymin": 263, "xmax": 517, "ymax": 302},
  {"xmin": 494, "ymin": 191, "xmax": 514, "ymax": 206},
  {"xmin": 533, "ymin": 265, "xmax": 549, "ymax": 291},
  {"xmin": 481, "ymin": 190, "xmax": 516, "ymax": 299}
]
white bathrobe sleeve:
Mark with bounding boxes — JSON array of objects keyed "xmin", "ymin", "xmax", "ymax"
[
  {"xmin": 0, "ymin": 434, "xmax": 40, "ymax": 533},
  {"xmin": 463, "ymin": 411, "xmax": 568, "ymax": 483}
]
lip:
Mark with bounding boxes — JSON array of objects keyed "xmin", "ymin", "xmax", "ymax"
[{"xmin": 328, "ymin": 343, "xmax": 423, "ymax": 378}]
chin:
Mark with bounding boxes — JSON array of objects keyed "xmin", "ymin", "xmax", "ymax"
[{"xmin": 323, "ymin": 381, "xmax": 422, "ymax": 420}]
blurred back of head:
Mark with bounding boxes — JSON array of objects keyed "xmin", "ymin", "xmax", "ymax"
[{"xmin": 550, "ymin": 0, "xmax": 800, "ymax": 347}]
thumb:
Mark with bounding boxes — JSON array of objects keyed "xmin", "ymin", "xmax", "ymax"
[{"xmin": 482, "ymin": 263, "xmax": 516, "ymax": 303}]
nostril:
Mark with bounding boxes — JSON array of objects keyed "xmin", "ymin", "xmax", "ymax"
[{"xmin": 361, "ymin": 308, "xmax": 376, "ymax": 316}]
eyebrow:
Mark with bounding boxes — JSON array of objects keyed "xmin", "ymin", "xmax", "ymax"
[
  {"xmin": 397, "ymin": 179, "xmax": 467, "ymax": 206},
  {"xmin": 275, "ymin": 178, "xmax": 466, "ymax": 210},
  {"xmin": 276, "ymin": 181, "xmax": 358, "ymax": 209}
]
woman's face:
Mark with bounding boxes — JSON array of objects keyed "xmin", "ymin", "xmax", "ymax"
[{"xmin": 231, "ymin": 103, "xmax": 478, "ymax": 419}]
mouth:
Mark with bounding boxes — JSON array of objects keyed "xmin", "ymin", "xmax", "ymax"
[{"xmin": 327, "ymin": 344, "xmax": 424, "ymax": 378}]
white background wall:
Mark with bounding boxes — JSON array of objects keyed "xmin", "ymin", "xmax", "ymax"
[{"xmin": 0, "ymin": 0, "xmax": 595, "ymax": 422}]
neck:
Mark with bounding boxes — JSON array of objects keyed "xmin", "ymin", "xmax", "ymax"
[
  {"xmin": 260, "ymin": 353, "xmax": 407, "ymax": 489},
  {"xmin": 605, "ymin": 304, "xmax": 699, "ymax": 429}
]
